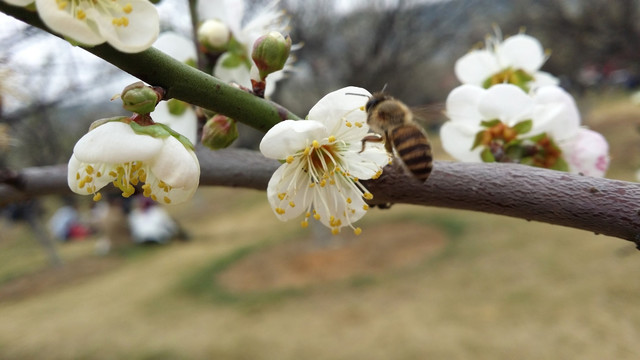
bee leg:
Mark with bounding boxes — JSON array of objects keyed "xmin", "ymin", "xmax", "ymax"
[{"xmin": 360, "ymin": 134, "xmax": 384, "ymax": 153}]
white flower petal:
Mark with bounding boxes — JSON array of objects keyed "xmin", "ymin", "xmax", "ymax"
[
  {"xmin": 454, "ymin": 50, "xmax": 500, "ymax": 85},
  {"xmin": 439, "ymin": 122, "xmax": 483, "ymax": 162},
  {"xmin": 149, "ymin": 136, "xmax": 200, "ymax": 189},
  {"xmin": 308, "ymin": 86, "xmax": 371, "ymax": 134},
  {"xmin": 152, "ymin": 101, "xmax": 198, "ymax": 145},
  {"xmin": 73, "ymin": 121, "xmax": 164, "ymax": 163},
  {"xmin": 478, "ymin": 84, "xmax": 533, "ymax": 124},
  {"xmin": 260, "ymin": 120, "xmax": 327, "ymax": 159},
  {"xmin": 266, "ymin": 164, "xmax": 309, "ymax": 220},
  {"xmin": 497, "ymin": 34, "xmax": 545, "ymax": 72},
  {"xmin": 531, "ymin": 85, "xmax": 581, "ymax": 140},
  {"xmin": 86, "ymin": 0, "xmax": 159, "ymax": 53},
  {"xmin": 213, "ymin": 53, "xmax": 252, "ymax": 86},
  {"xmin": 445, "ymin": 84, "xmax": 484, "ymax": 125},
  {"xmin": 531, "ymin": 71, "xmax": 559, "ymax": 88},
  {"xmin": 154, "ymin": 31, "xmax": 197, "ymax": 63},
  {"xmin": 3, "ymin": 0, "xmax": 33, "ymax": 6},
  {"xmin": 35, "ymin": 0, "xmax": 105, "ymax": 46},
  {"xmin": 562, "ymin": 128, "xmax": 609, "ymax": 177},
  {"xmin": 344, "ymin": 147, "xmax": 389, "ymax": 179}
]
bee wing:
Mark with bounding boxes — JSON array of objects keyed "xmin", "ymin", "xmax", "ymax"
[{"xmin": 410, "ymin": 103, "xmax": 446, "ymax": 128}]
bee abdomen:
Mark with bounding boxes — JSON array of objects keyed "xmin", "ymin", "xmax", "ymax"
[{"xmin": 391, "ymin": 125, "xmax": 433, "ymax": 182}]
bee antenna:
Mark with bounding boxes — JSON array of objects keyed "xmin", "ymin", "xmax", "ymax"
[
  {"xmin": 345, "ymin": 92, "xmax": 369, "ymax": 98},
  {"xmin": 380, "ymin": 83, "xmax": 388, "ymax": 93}
]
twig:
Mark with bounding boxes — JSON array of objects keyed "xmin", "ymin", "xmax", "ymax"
[{"xmin": 2, "ymin": 148, "xmax": 640, "ymax": 244}]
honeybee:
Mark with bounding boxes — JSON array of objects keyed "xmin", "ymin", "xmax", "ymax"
[{"xmin": 361, "ymin": 92, "xmax": 433, "ymax": 182}]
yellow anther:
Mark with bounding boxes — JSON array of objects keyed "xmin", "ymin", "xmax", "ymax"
[
  {"xmin": 78, "ymin": 179, "xmax": 86, "ymax": 189},
  {"xmin": 92, "ymin": 192, "xmax": 102, "ymax": 202},
  {"xmin": 309, "ymin": 182, "xmax": 315, "ymax": 188},
  {"xmin": 278, "ymin": 193, "xmax": 286, "ymax": 200},
  {"xmin": 300, "ymin": 220, "xmax": 309, "ymax": 228},
  {"xmin": 151, "ymin": 194, "xmax": 157, "ymax": 201},
  {"xmin": 85, "ymin": 165, "xmax": 94, "ymax": 174},
  {"xmin": 122, "ymin": 3, "xmax": 133, "ymax": 13},
  {"xmin": 363, "ymin": 192, "xmax": 373, "ymax": 200},
  {"xmin": 275, "ymin": 207, "xmax": 285, "ymax": 215},
  {"xmin": 57, "ymin": 1, "xmax": 67, "ymax": 10},
  {"xmin": 354, "ymin": 227, "xmax": 362, "ymax": 235},
  {"xmin": 363, "ymin": 204, "xmax": 370, "ymax": 210},
  {"xmin": 96, "ymin": 171, "xmax": 102, "ymax": 178},
  {"xmin": 289, "ymin": 201, "xmax": 295, "ymax": 208},
  {"xmin": 345, "ymin": 122, "xmax": 352, "ymax": 127},
  {"xmin": 314, "ymin": 213, "xmax": 321, "ymax": 220},
  {"xmin": 286, "ymin": 155, "xmax": 294, "ymax": 164},
  {"xmin": 109, "ymin": 170, "xmax": 117, "ymax": 177},
  {"xmin": 77, "ymin": 9, "xmax": 86, "ymax": 20},
  {"xmin": 76, "ymin": 172, "xmax": 80, "ymax": 180},
  {"xmin": 164, "ymin": 196, "xmax": 171, "ymax": 204},
  {"xmin": 353, "ymin": 177, "xmax": 359, "ymax": 182},
  {"xmin": 372, "ymin": 170, "xmax": 382, "ymax": 179},
  {"xmin": 346, "ymin": 198, "xmax": 352, "ymax": 204},
  {"xmin": 329, "ymin": 178, "xmax": 335, "ymax": 185},
  {"xmin": 305, "ymin": 212, "xmax": 311, "ymax": 218},
  {"xmin": 312, "ymin": 140, "xmax": 320, "ymax": 148},
  {"xmin": 303, "ymin": 147, "xmax": 311, "ymax": 156},
  {"xmin": 331, "ymin": 228, "xmax": 340, "ymax": 235},
  {"xmin": 355, "ymin": 122, "xmax": 363, "ymax": 128},
  {"xmin": 328, "ymin": 135, "xmax": 336, "ymax": 143},
  {"xmin": 319, "ymin": 179, "xmax": 326, "ymax": 187},
  {"xmin": 359, "ymin": 106, "xmax": 365, "ymax": 111}
]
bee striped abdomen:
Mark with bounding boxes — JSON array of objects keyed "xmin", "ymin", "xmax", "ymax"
[{"xmin": 391, "ymin": 124, "xmax": 433, "ymax": 182}]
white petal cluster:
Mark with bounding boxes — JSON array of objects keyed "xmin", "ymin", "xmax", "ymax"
[
  {"xmin": 198, "ymin": 0, "xmax": 292, "ymax": 97},
  {"xmin": 455, "ymin": 33, "xmax": 558, "ymax": 91},
  {"xmin": 30, "ymin": 0, "xmax": 159, "ymax": 53},
  {"xmin": 260, "ymin": 87, "xmax": 390, "ymax": 234},
  {"xmin": 68, "ymin": 121, "xmax": 200, "ymax": 204}
]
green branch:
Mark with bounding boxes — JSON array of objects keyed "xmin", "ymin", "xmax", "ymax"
[{"xmin": 0, "ymin": 3, "xmax": 301, "ymax": 132}]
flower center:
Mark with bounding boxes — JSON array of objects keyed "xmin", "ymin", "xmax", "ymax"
[
  {"xmin": 276, "ymin": 136, "xmax": 375, "ymax": 236},
  {"xmin": 75, "ymin": 160, "xmax": 175, "ymax": 204},
  {"xmin": 56, "ymin": 0, "xmax": 134, "ymax": 26},
  {"xmin": 483, "ymin": 68, "xmax": 534, "ymax": 92}
]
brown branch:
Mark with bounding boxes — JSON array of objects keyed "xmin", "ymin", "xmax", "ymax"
[{"xmin": 2, "ymin": 149, "xmax": 640, "ymax": 244}]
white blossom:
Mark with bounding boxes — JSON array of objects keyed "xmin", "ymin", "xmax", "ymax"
[
  {"xmin": 68, "ymin": 121, "xmax": 199, "ymax": 205},
  {"xmin": 259, "ymin": 86, "xmax": 390, "ymax": 235},
  {"xmin": 34, "ymin": 0, "xmax": 159, "ymax": 53},
  {"xmin": 561, "ymin": 128, "xmax": 610, "ymax": 177},
  {"xmin": 455, "ymin": 32, "xmax": 558, "ymax": 92}
]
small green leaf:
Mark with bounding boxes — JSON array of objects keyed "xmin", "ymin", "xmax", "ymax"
[
  {"xmin": 512, "ymin": 119, "xmax": 533, "ymax": 135},
  {"xmin": 129, "ymin": 121, "xmax": 171, "ymax": 139},
  {"xmin": 480, "ymin": 119, "xmax": 501, "ymax": 128},
  {"xmin": 550, "ymin": 157, "xmax": 569, "ymax": 172},
  {"xmin": 471, "ymin": 130, "xmax": 487, "ymax": 150},
  {"xmin": 480, "ymin": 148, "xmax": 496, "ymax": 162}
]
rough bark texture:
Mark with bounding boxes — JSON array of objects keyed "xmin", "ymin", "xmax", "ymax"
[{"xmin": 2, "ymin": 148, "xmax": 640, "ymax": 244}]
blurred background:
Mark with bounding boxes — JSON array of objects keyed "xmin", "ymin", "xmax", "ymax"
[{"xmin": 2, "ymin": 0, "xmax": 640, "ymax": 358}]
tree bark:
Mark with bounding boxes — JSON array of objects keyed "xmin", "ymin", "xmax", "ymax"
[{"xmin": 2, "ymin": 148, "xmax": 640, "ymax": 245}]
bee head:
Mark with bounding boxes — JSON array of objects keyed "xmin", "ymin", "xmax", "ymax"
[{"xmin": 365, "ymin": 92, "xmax": 393, "ymax": 113}]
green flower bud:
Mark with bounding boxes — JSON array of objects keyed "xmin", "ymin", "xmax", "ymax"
[
  {"xmin": 201, "ymin": 114, "xmax": 239, "ymax": 150},
  {"xmin": 197, "ymin": 19, "xmax": 231, "ymax": 53},
  {"xmin": 166, "ymin": 99, "xmax": 188, "ymax": 116},
  {"xmin": 251, "ymin": 31, "xmax": 292, "ymax": 80},
  {"xmin": 120, "ymin": 82, "xmax": 161, "ymax": 115}
]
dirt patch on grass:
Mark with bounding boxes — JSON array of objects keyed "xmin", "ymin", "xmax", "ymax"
[
  {"xmin": 0, "ymin": 256, "xmax": 120, "ymax": 302},
  {"xmin": 218, "ymin": 222, "xmax": 446, "ymax": 292}
]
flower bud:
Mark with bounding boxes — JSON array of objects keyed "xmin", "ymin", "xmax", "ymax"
[
  {"xmin": 166, "ymin": 99, "xmax": 188, "ymax": 116},
  {"xmin": 251, "ymin": 31, "xmax": 291, "ymax": 80},
  {"xmin": 120, "ymin": 82, "xmax": 161, "ymax": 114},
  {"xmin": 201, "ymin": 114, "xmax": 239, "ymax": 150},
  {"xmin": 197, "ymin": 19, "xmax": 231, "ymax": 53}
]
